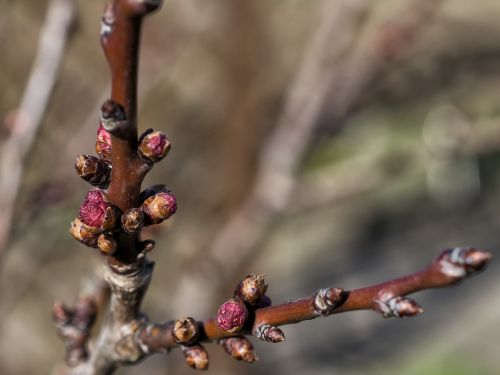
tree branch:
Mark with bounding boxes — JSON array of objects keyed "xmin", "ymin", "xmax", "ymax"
[{"xmin": 138, "ymin": 247, "xmax": 491, "ymax": 354}]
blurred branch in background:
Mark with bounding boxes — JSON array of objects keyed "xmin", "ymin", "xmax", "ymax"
[
  {"xmin": 171, "ymin": 0, "xmax": 445, "ymax": 317},
  {"xmin": 0, "ymin": 0, "xmax": 76, "ymax": 259}
]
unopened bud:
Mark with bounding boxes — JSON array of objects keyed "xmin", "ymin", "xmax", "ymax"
[
  {"xmin": 100, "ymin": 99, "xmax": 126, "ymax": 132},
  {"xmin": 219, "ymin": 337, "xmax": 258, "ymax": 363},
  {"xmin": 172, "ymin": 317, "xmax": 199, "ymax": 346},
  {"xmin": 374, "ymin": 295, "xmax": 423, "ymax": 318},
  {"xmin": 216, "ymin": 298, "xmax": 248, "ymax": 333},
  {"xmin": 438, "ymin": 247, "xmax": 492, "ymax": 279},
  {"xmin": 97, "ymin": 233, "xmax": 117, "ymax": 255},
  {"xmin": 254, "ymin": 324, "xmax": 285, "ymax": 343},
  {"xmin": 139, "ymin": 129, "xmax": 171, "ymax": 162},
  {"xmin": 121, "ymin": 208, "xmax": 144, "ymax": 233},
  {"xmin": 182, "ymin": 345, "xmax": 209, "ymax": 370},
  {"xmin": 95, "ymin": 126, "xmax": 112, "ymax": 164},
  {"xmin": 142, "ymin": 191, "xmax": 177, "ymax": 225},
  {"xmin": 75, "ymin": 154, "xmax": 111, "ymax": 188},
  {"xmin": 73, "ymin": 296, "xmax": 97, "ymax": 331},
  {"xmin": 69, "ymin": 218, "xmax": 99, "ymax": 247},
  {"xmin": 79, "ymin": 190, "xmax": 116, "ymax": 230},
  {"xmin": 235, "ymin": 274, "xmax": 268, "ymax": 305}
]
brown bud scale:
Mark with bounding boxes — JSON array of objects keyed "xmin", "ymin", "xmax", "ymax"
[
  {"xmin": 97, "ymin": 233, "xmax": 117, "ymax": 255},
  {"xmin": 139, "ymin": 129, "xmax": 171, "ymax": 162},
  {"xmin": 69, "ymin": 218, "xmax": 99, "ymax": 247},
  {"xmin": 142, "ymin": 191, "xmax": 177, "ymax": 225},
  {"xmin": 121, "ymin": 208, "xmax": 144, "ymax": 234},
  {"xmin": 235, "ymin": 274, "xmax": 268, "ymax": 305},
  {"xmin": 219, "ymin": 337, "xmax": 258, "ymax": 363},
  {"xmin": 182, "ymin": 345, "xmax": 209, "ymax": 370},
  {"xmin": 75, "ymin": 154, "xmax": 111, "ymax": 188},
  {"xmin": 172, "ymin": 317, "xmax": 199, "ymax": 346}
]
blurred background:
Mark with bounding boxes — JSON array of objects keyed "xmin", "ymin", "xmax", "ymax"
[{"xmin": 0, "ymin": 0, "xmax": 499, "ymax": 374}]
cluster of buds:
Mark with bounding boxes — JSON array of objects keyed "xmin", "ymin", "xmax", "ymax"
[
  {"xmin": 71, "ymin": 97, "xmax": 176, "ymax": 258},
  {"xmin": 216, "ymin": 274, "xmax": 280, "ymax": 348},
  {"xmin": 70, "ymin": 190, "xmax": 118, "ymax": 253},
  {"xmin": 171, "ymin": 317, "xmax": 209, "ymax": 370}
]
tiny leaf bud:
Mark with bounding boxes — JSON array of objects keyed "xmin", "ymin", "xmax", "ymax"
[
  {"xmin": 121, "ymin": 208, "xmax": 144, "ymax": 233},
  {"xmin": 79, "ymin": 190, "xmax": 116, "ymax": 230},
  {"xmin": 75, "ymin": 154, "xmax": 111, "ymax": 188},
  {"xmin": 216, "ymin": 298, "xmax": 248, "ymax": 333},
  {"xmin": 254, "ymin": 324, "xmax": 285, "ymax": 343},
  {"xmin": 235, "ymin": 274, "xmax": 268, "ymax": 305},
  {"xmin": 100, "ymin": 99, "xmax": 126, "ymax": 132},
  {"xmin": 139, "ymin": 129, "xmax": 171, "ymax": 162},
  {"xmin": 69, "ymin": 218, "xmax": 99, "ymax": 247},
  {"xmin": 182, "ymin": 345, "xmax": 209, "ymax": 370},
  {"xmin": 97, "ymin": 233, "xmax": 117, "ymax": 256},
  {"xmin": 219, "ymin": 337, "xmax": 258, "ymax": 363},
  {"xmin": 172, "ymin": 317, "xmax": 199, "ymax": 346},
  {"xmin": 141, "ymin": 191, "xmax": 177, "ymax": 225}
]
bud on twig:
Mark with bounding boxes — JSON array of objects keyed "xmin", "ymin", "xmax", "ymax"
[
  {"xmin": 254, "ymin": 324, "xmax": 285, "ymax": 343},
  {"xmin": 121, "ymin": 208, "xmax": 144, "ymax": 233},
  {"xmin": 75, "ymin": 154, "xmax": 111, "ymax": 188},
  {"xmin": 79, "ymin": 190, "xmax": 117, "ymax": 231},
  {"xmin": 97, "ymin": 233, "xmax": 117, "ymax": 255},
  {"xmin": 95, "ymin": 126, "xmax": 112, "ymax": 164},
  {"xmin": 235, "ymin": 274, "xmax": 268, "ymax": 305},
  {"xmin": 216, "ymin": 298, "xmax": 248, "ymax": 333},
  {"xmin": 219, "ymin": 337, "xmax": 258, "ymax": 363},
  {"xmin": 182, "ymin": 345, "xmax": 209, "ymax": 370},
  {"xmin": 69, "ymin": 218, "xmax": 99, "ymax": 247},
  {"xmin": 374, "ymin": 295, "xmax": 423, "ymax": 318},
  {"xmin": 100, "ymin": 99, "xmax": 126, "ymax": 132},
  {"xmin": 139, "ymin": 129, "xmax": 171, "ymax": 162},
  {"xmin": 141, "ymin": 191, "xmax": 177, "ymax": 225},
  {"xmin": 172, "ymin": 317, "xmax": 200, "ymax": 346},
  {"xmin": 437, "ymin": 247, "xmax": 492, "ymax": 279}
]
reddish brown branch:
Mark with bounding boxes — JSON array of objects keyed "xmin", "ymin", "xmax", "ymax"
[
  {"xmin": 138, "ymin": 247, "xmax": 491, "ymax": 355},
  {"xmin": 100, "ymin": 0, "xmax": 160, "ymax": 266}
]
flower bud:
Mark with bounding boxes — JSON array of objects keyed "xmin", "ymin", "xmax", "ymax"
[
  {"xmin": 182, "ymin": 345, "xmax": 209, "ymax": 370},
  {"xmin": 95, "ymin": 126, "xmax": 112, "ymax": 164},
  {"xmin": 141, "ymin": 191, "xmax": 177, "ymax": 225},
  {"xmin": 69, "ymin": 218, "xmax": 99, "ymax": 247},
  {"xmin": 219, "ymin": 337, "xmax": 258, "ymax": 363},
  {"xmin": 139, "ymin": 129, "xmax": 171, "ymax": 162},
  {"xmin": 97, "ymin": 233, "xmax": 117, "ymax": 255},
  {"xmin": 75, "ymin": 154, "xmax": 111, "ymax": 188},
  {"xmin": 216, "ymin": 298, "xmax": 248, "ymax": 333},
  {"xmin": 121, "ymin": 208, "xmax": 144, "ymax": 234},
  {"xmin": 172, "ymin": 317, "xmax": 199, "ymax": 346},
  {"xmin": 79, "ymin": 190, "xmax": 116, "ymax": 230},
  {"xmin": 235, "ymin": 274, "xmax": 268, "ymax": 305}
]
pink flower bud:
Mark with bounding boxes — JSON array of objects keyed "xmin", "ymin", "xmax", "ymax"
[
  {"xmin": 216, "ymin": 298, "xmax": 248, "ymax": 333},
  {"xmin": 95, "ymin": 125, "xmax": 112, "ymax": 164},
  {"xmin": 141, "ymin": 191, "xmax": 177, "ymax": 225},
  {"xmin": 79, "ymin": 190, "xmax": 116, "ymax": 230},
  {"xmin": 139, "ymin": 130, "xmax": 171, "ymax": 162}
]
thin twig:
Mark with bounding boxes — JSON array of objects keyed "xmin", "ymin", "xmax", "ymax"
[{"xmin": 0, "ymin": 0, "xmax": 76, "ymax": 258}]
